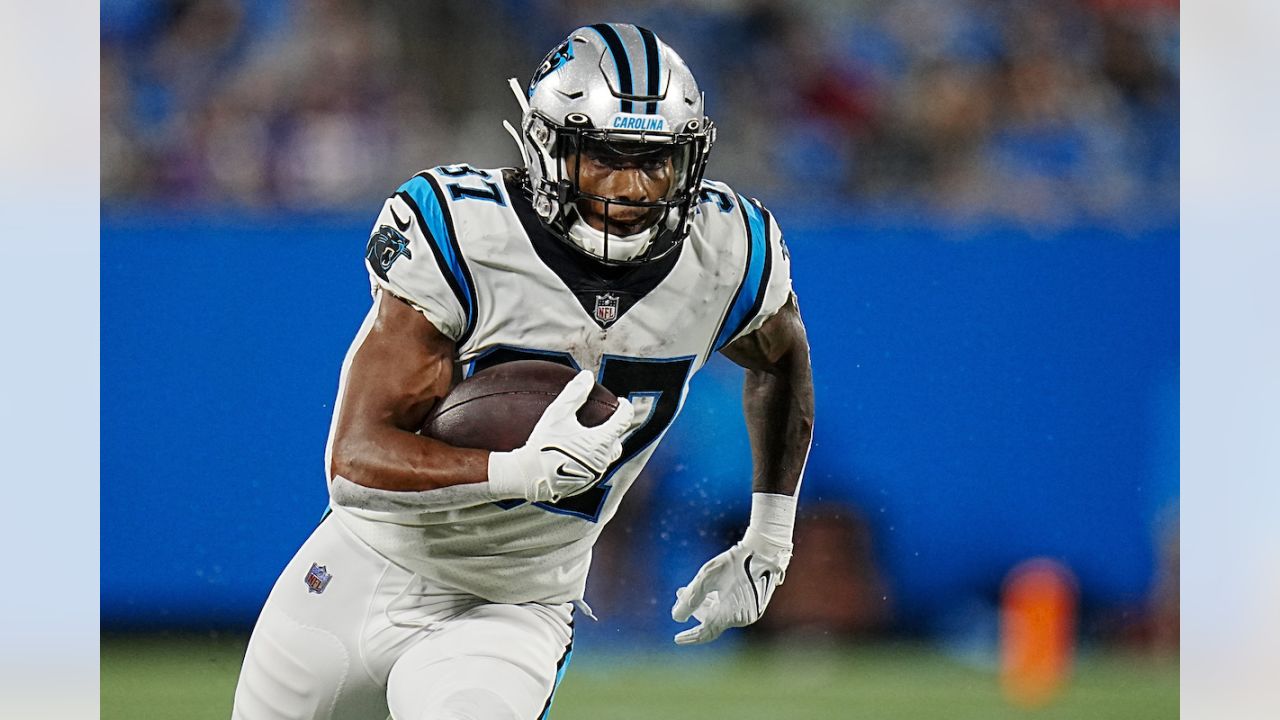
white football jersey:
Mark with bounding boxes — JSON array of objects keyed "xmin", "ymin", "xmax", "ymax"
[{"xmin": 327, "ymin": 165, "xmax": 792, "ymax": 605}]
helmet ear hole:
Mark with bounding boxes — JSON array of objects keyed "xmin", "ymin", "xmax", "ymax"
[
  {"xmin": 685, "ymin": 119, "xmax": 700, "ymax": 132},
  {"xmin": 565, "ymin": 113, "xmax": 592, "ymax": 127},
  {"xmin": 530, "ymin": 118, "xmax": 552, "ymax": 146}
]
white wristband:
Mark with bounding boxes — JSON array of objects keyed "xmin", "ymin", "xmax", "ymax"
[
  {"xmin": 746, "ymin": 491, "xmax": 797, "ymax": 548},
  {"xmin": 487, "ymin": 450, "xmax": 528, "ymax": 501}
]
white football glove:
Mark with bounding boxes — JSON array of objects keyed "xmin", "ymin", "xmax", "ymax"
[
  {"xmin": 671, "ymin": 493, "xmax": 797, "ymax": 645},
  {"xmin": 488, "ymin": 370, "xmax": 634, "ymax": 504}
]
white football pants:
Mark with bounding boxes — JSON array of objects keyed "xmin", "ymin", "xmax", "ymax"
[{"xmin": 231, "ymin": 515, "xmax": 575, "ymax": 720}]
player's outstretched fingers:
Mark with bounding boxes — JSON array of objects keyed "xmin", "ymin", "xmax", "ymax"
[
  {"xmin": 672, "ymin": 552, "xmax": 729, "ymax": 621},
  {"xmin": 604, "ymin": 397, "xmax": 635, "ymax": 433},
  {"xmin": 674, "ymin": 623, "xmax": 706, "ymax": 645},
  {"xmin": 542, "ymin": 370, "xmax": 596, "ymax": 421},
  {"xmin": 671, "ymin": 578, "xmax": 710, "ymax": 623},
  {"xmin": 599, "ymin": 399, "xmax": 634, "ymax": 458},
  {"xmin": 674, "ymin": 620, "xmax": 724, "ymax": 646}
]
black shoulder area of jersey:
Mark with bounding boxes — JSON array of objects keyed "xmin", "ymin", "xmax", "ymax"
[{"xmin": 503, "ymin": 169, "xmax": 683, "ymax": 329}]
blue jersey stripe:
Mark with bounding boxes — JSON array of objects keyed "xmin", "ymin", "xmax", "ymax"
[
  {"xmin": 714, "ymin": 195, "xmax": 769, "ymax": 350},
  {"xmin": 538, "ymin": 627, "xmax": 574, "ymax": 720},
  {"xmin": 396, "ymin": 174, "xmax": 476, "ymax": 339},
  {"xmin": 537, "ymin": 649, "xmax": 573, "ymax": 720}
]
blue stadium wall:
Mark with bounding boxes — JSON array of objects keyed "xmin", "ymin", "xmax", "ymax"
[{"xmin": 102, "ymin": 209, "xmax": 1178, "ymax": 638}]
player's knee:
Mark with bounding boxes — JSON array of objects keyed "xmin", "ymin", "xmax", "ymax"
[
  {"xmin": 389, "ymin": 661, "xmax": 531, "ymax": 720},
  {"xmin": 393, "ymin": 687, "xmax": 517, "ymax": 720},
  {"xmin": 436, "ymin": 687, "xmax": 520, "ymax": 720},
  {"xmin": 232, "ymin": 608, "xmax": 353, "ymax": 720}
]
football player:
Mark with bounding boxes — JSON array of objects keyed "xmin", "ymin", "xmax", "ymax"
[{"xmin": 232, "ymin": 23, "xmax": 813, "ymax": 720}]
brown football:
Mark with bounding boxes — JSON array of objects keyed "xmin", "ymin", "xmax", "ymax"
[{"xmin": 422, "ymin": 360, "xmax": 619, "ymax": 451}]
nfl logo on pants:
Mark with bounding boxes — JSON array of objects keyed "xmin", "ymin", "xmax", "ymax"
[
  {"xmin": 594, "ymin": 293, "xmax": 619, "ymax": 325},
  {"xmin": 305, "ymin": 563, "xmax": 332, "ymax": 594}
]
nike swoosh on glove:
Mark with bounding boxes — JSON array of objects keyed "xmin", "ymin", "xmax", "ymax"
[
  {"xmin": 488, "ymin": 370, "xmax": 634, "ymax": 503},
  {"xmin": 670, "ymin": 528, "xmax": 792, "ymax": 645}
]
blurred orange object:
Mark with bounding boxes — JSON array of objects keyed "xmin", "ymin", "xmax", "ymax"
[{"xmin": 1000, "ymin": 558, "xmax": 1078, "ymax": 708}]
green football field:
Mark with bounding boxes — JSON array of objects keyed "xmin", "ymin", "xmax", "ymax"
[{"xmin": 102, "ymin": 634, "xmax": 1177, "ymax": 719}]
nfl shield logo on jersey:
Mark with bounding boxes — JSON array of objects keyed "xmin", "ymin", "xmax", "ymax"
[
  {"xmin": 305, "ymin": 563, "xmax": 332, "ymax": 594},
  {"xmin": 593, "ymin": 293, "xmax": 619, "ymax": 326}
]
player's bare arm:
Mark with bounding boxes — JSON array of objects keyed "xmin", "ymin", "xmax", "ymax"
[
  {"xmin": 330, "ymin": 289, "xmax": 633, "ymax": 503},
  {"xmin": 328, "ymin": 290, "xmax": 490, "ymax": 491},
  {"xmin": 671, "ymin": 293, "xmax": 812, "ymax": 645},
  {"xmin": 721, "ymin": 293, "xmax": 815, "ymax": 497}
]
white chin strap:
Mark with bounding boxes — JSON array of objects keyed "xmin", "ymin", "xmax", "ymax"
[{"xmin": 567, "ymin": 214, "xmax": 656, "ymax": 262}]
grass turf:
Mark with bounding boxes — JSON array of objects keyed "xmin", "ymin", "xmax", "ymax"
[{"xmin": 101, "ymin": 634, "xmax": 1176, "ymax": 719}]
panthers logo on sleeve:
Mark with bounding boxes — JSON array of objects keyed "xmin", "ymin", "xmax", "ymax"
[{"xmin": 366, "ymin": 225, "xmax": 413, "ymax": 281}]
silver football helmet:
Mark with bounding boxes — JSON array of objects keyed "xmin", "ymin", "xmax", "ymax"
[{"xmin": 506, "ymin": 24, "xmax": 716, "ymax": 265}]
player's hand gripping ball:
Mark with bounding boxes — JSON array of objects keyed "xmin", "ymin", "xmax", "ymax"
[
  {"xmin": 423, "ymin": 360, "xmax": 619, "ymax": 451},
  {"xmin": 425, "ymin": 361, "xmax": 635, "ymax": 504}
]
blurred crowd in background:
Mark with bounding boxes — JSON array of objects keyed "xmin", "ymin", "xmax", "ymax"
[{"xmin": 101, "ymin": 0, "xmax": 1178, "ymax": 227}]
